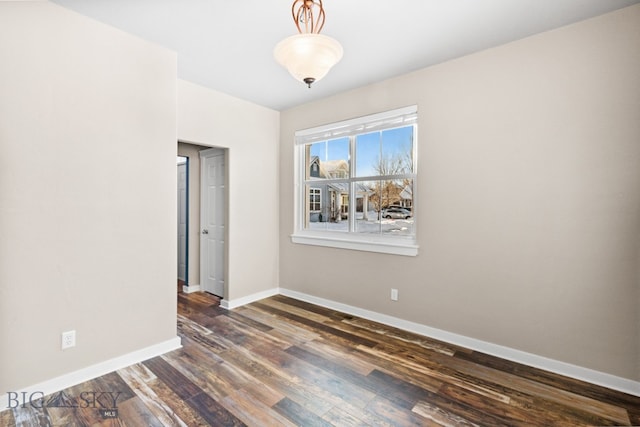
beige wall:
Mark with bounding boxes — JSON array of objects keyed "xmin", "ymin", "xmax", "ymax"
[
  {"xmin": 279, "ymin": 5, "xmax": 640, "ymax": 380},
  {"xmin": 0, "ymin": 2, "xmax": 178, "ymax": 391},
  {"xmin": 177, "ymin": 80, "xmax": 280, "ymax": 301}
]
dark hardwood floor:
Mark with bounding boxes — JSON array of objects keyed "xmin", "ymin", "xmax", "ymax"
[{"xmin": 2, "ymin": 287, "xmax": 639, "ymax": 426}]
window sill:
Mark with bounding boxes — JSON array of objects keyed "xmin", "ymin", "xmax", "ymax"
[{"xmin": 291, "ymin": 233, "xmax": 418, "ymax": 256}]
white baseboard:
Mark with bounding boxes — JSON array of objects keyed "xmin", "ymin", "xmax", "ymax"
[
  {"xmin": 1, "ymin": 336, "xmax": 182, "ymax": 410},
  {"xmin": 7, "ymin": 286, "xmax": 635, "ymax": 415},
  {"xmin": 279, "ymin": 288, "xmax": 640, "ymax": 397},
  {"xmin": 182, "ymin": 284, "xmax": 201, "ymax": 294},
  {"xmin": 220, "ymin": 287, "xmax": 279, "ymax": 310}
]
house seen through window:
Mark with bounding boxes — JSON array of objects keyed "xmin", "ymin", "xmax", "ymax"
[{"xmin": 293, "ymin": 106, "xmax": 418, "ymax": 256}]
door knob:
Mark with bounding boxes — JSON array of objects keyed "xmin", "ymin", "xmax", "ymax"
[{"xmin": 202, "ymin": 229, "xmax": 209, "ymax": 234}]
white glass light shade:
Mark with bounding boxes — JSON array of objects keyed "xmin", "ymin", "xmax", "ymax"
[{"xmin": 274, "ymin": 33, "xmax": 343, "ymax": 86}]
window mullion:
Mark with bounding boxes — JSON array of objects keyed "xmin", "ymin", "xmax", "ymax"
[{"xmin": 349, "ymin": 135, "xmax": 356, "ymax": 232}]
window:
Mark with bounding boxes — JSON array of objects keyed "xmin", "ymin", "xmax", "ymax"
[
  {"xmin": 309, "ymin": 188, "xmax": 321, "ymax": 211},
  {"xmin": 292, "ymin": 106, "xmax": 418, "ymax": 256}
]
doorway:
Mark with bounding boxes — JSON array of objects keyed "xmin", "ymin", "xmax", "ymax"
[
  {"xmin": 177, "ymin": 156, "xmax": 188, "ymax": 289},
  {"xmin": 176, "ymin": 143, "xmax": 227, "ymax": 298}
]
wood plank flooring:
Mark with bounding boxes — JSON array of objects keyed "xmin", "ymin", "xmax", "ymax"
[{"xmin": 2, "ymin": 289, "xmax": 639, "ymax": 426}]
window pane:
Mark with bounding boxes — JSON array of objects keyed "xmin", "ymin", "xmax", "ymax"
[
  {"xmin": 354, "ymin": 179, "xmax": 414, "ymax": 236},
  {"xmin": 380, "ymin": 179, "xmax": 414, "ymax": 237},
  {"xmin": 307, "ymin": 137, "xmax": 350, "ymax": 180},
  {"xmin": 306, "ymin": 184, "xmax": 349, "ymax": 233},
  {"xmin": 355, "ymin": 181, "xmax": 381, "ymax": 234},
  {"xmin": 355, "ymin": 132, "xmax": 380, "ymax": 178},
  {"xmin": 381, "ymin": 126, "xmax": 413, "ymax": 174}
]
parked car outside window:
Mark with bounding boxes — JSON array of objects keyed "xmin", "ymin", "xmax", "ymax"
[{"xmin": 382, "ymin": 207, "xmax": 412, "ymax": 219}]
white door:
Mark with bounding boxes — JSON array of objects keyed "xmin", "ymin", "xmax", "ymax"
[
  {"xmin": 200, "ymin": 149, "xmax": 225, "ymax": 297},
  {"xmin": 177, "ymin": 160, "xmax": 187, "ymax": 282}
]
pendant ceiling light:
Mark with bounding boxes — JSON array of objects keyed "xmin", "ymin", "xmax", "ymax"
[{"xmin": 274, "ymin": 0, "xmax": 343, "ymax": 88}]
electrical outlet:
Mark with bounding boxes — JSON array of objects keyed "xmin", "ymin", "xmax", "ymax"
[
  {"xmin": 391, "ymin": 288, "xmax": 399, "ymax": 301},
  {"xmin": 61, "ymin": 330, "xmax": 76, "ymax": 350}
]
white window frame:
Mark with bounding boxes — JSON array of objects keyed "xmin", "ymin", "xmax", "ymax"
[{"xmin": 292, "ymin": 106, "xmax": 419, "ymax": 256}]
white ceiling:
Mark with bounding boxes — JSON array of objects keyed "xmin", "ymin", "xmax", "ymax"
[{"xmin": 50, "ymin": 0, "xmax": 639, "ymax": 111}]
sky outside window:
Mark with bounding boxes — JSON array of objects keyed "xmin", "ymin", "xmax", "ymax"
[
  {"xmin": 357, "ymin": 126, "xmax": 413, "ymax": 177},
  {"xmin": 309, "ymin": 137, "xmax": 349, "ymax": 163}
]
